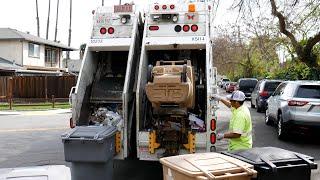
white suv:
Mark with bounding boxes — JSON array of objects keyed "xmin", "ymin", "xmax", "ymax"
[{"xmin": 265, "ymin": 81, "xmax": 320, "ymax": 140}]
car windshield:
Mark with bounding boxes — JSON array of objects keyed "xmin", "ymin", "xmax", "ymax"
[
  {"xmin": 264, "ymin": 82, "xmax": 282, "ymax": 91},
  {"xmin": 239, "ymin": 79, "xmax": 257, "ymax": 87},
  {"xmin": 295, "ymin": 85, "xmax": 320, "ymax": 99}
]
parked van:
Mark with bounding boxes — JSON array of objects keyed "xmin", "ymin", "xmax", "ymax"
[{"xmin": 236, "ymin": 78, "xmax": 258, "ymax": 99}]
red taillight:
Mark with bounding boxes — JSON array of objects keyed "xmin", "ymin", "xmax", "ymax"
[
  {"xmin": 154, "ymin": 5, "xmax": 159, "ymax": 10},
  {"xmin": 259, "ymin": 91, "xmax": 268, "ymax": 97},
  {"xmin": 288, "ymin": 100, "xmax": 309, "ymax": 106},
  {"xmin": 210, "ymin": 133, "xmax": 216, "ymax": 144},
  {"xmin": 162, "ymin": 5, "xmax": 167, "ymax": 9},
  {"xmin": 183, "ymin": 25, "xmax": 190, "ymax": 32},
  {"xmin": 170, "ymin": 4, "xmax": 175, "ymax": 9},
  {"xmin": 191, "ymin": 25, "xmax": 198, "ymax": 32},
  {"xmin": 69, "ymin": 118, "xmax": 75, "ymax": 129},
  {"xmin": 149, "ymin": 26, "xmax": 159, "ymax": 31},
  {"xmin": 108, "ymin": 27, "xmax": 114, "ymax": 34},
  {"xmin": 100, "ymin": 27, "xmax": 107, "ymax": 34},
  {"xmin": 210, "ymin": 119, "xmax": 216, "ymax": 131}
]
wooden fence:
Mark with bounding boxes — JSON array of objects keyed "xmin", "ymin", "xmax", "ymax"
[{"xmin": 0, "ymin": 76, "xmax": 76, "ymax": 100}]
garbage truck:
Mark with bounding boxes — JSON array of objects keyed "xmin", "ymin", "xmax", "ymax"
[
  {"xmin": 70, "ymin": 0, "xmax": 220, "ymax": 161},
  {"xmin": 70, "ymin": 4, "xmax": 142, "ymax": 160},
  {"xmin": 135, "ymin": 0, "xmax": 219, "ymax": 160}
]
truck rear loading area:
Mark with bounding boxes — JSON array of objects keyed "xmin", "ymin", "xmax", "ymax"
[{"xmin": 71, "ymin": 1, "xmax": 219, "ymax": 161}]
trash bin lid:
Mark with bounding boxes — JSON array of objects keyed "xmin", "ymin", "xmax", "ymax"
[
  {"xmin": 223, "ymin": 147, "xmax": 313, "ymax": 165},
  {"xmin": 61, "ymin": 125, "xmax": 117, "ymax": 141},
  {"xmin": 0, "ymin": 165, "xmax": 70, "ymax": 180},
  {"xmin": 160, "ymin": 153, "xmax": 256, "ymax": 179}
]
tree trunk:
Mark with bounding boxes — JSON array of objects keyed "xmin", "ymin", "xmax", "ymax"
[{"xmin": 270, "ymin": 0, "xmax": 320, "ymax": 79}]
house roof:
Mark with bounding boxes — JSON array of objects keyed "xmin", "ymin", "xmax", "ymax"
[
  {"xmin": 0, "ymin": 28, "xmax": 76, "ymax": 51},
  {"xmin": 0, "ymin": 56, "xmax": 23, "ymax": 71}
]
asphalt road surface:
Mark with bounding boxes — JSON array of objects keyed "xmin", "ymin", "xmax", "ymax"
[{"xmin": 0, "ymin": 90, "xmax": 319, "ymax": 179}]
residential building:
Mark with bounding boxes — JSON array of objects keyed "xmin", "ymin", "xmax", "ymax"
[{"xmin": 0, "ymin": 28, "xmax": 75, "ymax": 75}]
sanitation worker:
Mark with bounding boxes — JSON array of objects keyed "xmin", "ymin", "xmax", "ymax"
[{"xmin": 211, "ymin": 90, "xmax": 253, "ymax": 151}]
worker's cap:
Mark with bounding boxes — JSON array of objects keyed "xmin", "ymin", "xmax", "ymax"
[{"xmin": 226, "ymin": 90, "xmax": 246, "ymax": 101}]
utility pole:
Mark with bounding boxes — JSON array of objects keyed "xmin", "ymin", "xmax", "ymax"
[
  {"xmin": 102, "ymin": 0, "xmax": 104, "ymax": 6},
  {"xmin": 67, "ymin": 0, "xmax": 72, "ymax": 63},
  {"xmin": 46, "ymin": 0, "xmax": 51, "ymax": 39},
  {"xmin": 54, "ymin": 0, "xmax": 60, "ymax": 42},
  {"xmin": 36, "ymin": 0, "xmax": 40, "ymax": 37}
]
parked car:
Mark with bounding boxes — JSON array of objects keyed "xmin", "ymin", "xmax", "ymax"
[
  {"xmin": 226, "ymin": 82, "xmax": 237, "ymax": 93},
  {"xmin": 219, "ymin": 78, "xmax": 230, "ymax": 88},
  {"xmin": 251, "ymin": 80, "xmax": 283, "ymax": 112},
  {"xmin": 236, "ymin": 78, "xmax": 258, "ymax": 99},
  {"xmin": 265, "ymin": 81, "xmax": 320, "ymax": 140}
]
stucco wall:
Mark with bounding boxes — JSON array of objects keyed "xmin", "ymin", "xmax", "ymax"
[
  {"xmin": 0, "ymin": 40, "xmax": 23, "ymax": 65},
  {"xmin": 0, "ymin": 40, "xmax": 63, "ymax": 68},
  {"xmin": 22, "ymin": 41, "xmax": 45, "ymax": 67}
]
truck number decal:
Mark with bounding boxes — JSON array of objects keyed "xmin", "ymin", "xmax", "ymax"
[
  {"xmin": 91, "ymin": 39, "xmax": 103, "ymax": 43},
  {"xmin": 192, "ymin": 37, "xmax": 205, "ymax": 42}
]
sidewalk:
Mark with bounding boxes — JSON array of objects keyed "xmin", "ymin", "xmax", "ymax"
[{"xmin": 0, "ymin": 109, "xmax": 71, "ymax": 116}]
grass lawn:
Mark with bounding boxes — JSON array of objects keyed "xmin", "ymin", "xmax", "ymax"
[{"xmin": 0, "ymin": 102, "xmax": 71, "ymax": 111}]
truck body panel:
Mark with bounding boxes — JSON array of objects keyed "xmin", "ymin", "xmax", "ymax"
[{"xmin": 72, "ymin": 4, "xmax": 142, "ymax": 159}]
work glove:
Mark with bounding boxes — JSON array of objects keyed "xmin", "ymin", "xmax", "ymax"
[
  {"xmin": 217, "ymin": 133, "xmax": 224, "ymax": 140},
  {"xmin": 210, "ymin": 94, "xmax": 222, "ymax": 101}
]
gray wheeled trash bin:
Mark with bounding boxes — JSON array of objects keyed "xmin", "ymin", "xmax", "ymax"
[
  {"xmin": 62, "ymin": 125, "xmax": 117, "ymax": 180},
  {"xmin": 222, "ymin": 147, "xmax": 317, "ymax": 180}
]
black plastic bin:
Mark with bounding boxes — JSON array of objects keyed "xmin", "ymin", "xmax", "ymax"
[
  {"xmin": 62, "ymin": 125, "xmax": 117, "ymax": 180},
  {"xmin": 222, "ymin": 147, "xmax": 317, "ymax": 180}
]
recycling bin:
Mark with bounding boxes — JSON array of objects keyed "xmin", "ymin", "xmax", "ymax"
[
  {"xmin": 160, "ymin": 152, "xmax": 257, "ymax": 180},
  {"xmin": 62, "ymin": 125, "xmax": 117, "ymax": 180},
  {"xmin": 222, "ymin": 147, "xmax": 318, "ymax": 180}
]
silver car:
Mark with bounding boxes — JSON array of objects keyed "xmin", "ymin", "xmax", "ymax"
[{"xmin": 265, "ymin": 81, "xmax": 320, "ymax": 139}]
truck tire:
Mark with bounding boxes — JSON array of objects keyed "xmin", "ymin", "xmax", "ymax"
[
  {"xmin": 181, "ymin": 64, "xmax": 187, "ymax": 82},
  {"xmin": 147, "ymin": 65, "xmax": 153, "ymax": 82}
]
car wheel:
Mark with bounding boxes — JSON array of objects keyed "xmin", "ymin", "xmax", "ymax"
[
  {"xmin": 265, "ymin": 109, "xmax": 272, "ymax": 126},
  {"xmin": 251, "ymin": 99, "xmax": 255, "ymax": 108},
  {"xmin": 277, "ymin": 113, "xmax": 288, "ymax": 140},
  {"xmin": 256, "ymin": 100, "xmax": 262, "ymax": 112}
]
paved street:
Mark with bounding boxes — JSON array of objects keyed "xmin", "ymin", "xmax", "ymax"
[{"xmin": 0, "ymin": 90, "xmax": 319, "ymax": 179}]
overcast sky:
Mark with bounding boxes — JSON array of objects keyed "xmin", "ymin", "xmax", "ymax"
[{"xmin": 0, "ymin": 0, "xmax": 234, "ymax": 59}]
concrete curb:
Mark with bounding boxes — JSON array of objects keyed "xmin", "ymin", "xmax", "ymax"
[
  {"xmin": 0, "ymin": 109, "xmax": 71, "ymax": 116},
  {"xmin": 0, "ymin": 112, "xmax": 22, "ymax": 116}
]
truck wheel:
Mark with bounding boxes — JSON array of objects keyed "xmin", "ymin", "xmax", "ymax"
[
  {"xmin": 181, "ymin": 64, "xmax": 187, "ymax": 82},
  {"xmin": 147, "ymin": 65, "xmax": 153, "ymax": 83}
]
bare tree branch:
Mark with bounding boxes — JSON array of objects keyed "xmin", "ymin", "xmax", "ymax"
[{"xmin": 270, "ymin": 0, "xmax": 299, "ymax": 49}]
